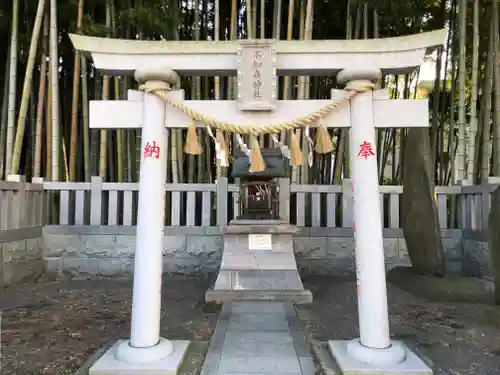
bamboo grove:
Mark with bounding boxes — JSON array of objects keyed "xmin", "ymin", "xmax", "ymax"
[{"xmin": 0, "ymin": 0, "xmax": 498, "ymax": 186}]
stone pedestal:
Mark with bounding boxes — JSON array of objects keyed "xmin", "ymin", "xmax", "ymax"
[
  {"xmin": 206, "ymin": 219, "xmax": 312, "ymax": 304},
  {"xmin": 89, "ymin": 340, "xmax": 189, "ymax": 375}
]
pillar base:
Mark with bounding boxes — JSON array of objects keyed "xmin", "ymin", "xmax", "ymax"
[
  {"xmin": 116, "ymin": 338, "xmax": 174, "ymax": 363},
  {"xmin": 347, "ymin": 338, "xmax": 406, "ymax": 365},
  {"xmin": 89, "ymin": 339, "xmax": 189, "ymax": 375},
  {"xmin": 328, "ymin": 339, "xmax": 432, "ymax": 375}
]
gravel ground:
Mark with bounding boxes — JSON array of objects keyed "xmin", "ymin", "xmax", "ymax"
[{"xmin": 1, "ymin": 275, "xmax": 499, "ymax": 374}]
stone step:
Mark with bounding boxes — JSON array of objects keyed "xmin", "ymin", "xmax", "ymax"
[{"xmin": 212, "ymin": 270, "xmax": 306, "ymax": 291}]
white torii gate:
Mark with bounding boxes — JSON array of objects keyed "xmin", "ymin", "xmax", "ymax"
[{"xmin": 70, "ymin": 30, "xmax": 445, "ymax": 375}]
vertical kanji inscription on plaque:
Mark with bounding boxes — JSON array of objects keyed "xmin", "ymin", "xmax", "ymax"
[{"xmin": 237, "ymin": 40, "xmax": 277, "ymax": 111}]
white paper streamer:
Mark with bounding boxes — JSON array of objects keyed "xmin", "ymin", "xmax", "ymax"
[
  {"xmin": 235, "ymin": 134, "xmax": 251, "ymax": 157},
  {"xmin": 206, "ymin": 126, "xmax": 228, "ymax": 167},
  {"xmin": 304, "ymin": 126, "xmax": 314, "ymax": 167},
  {"xmin": 271, "ymin": 134, "xmax": 291, "ymax": 159}
]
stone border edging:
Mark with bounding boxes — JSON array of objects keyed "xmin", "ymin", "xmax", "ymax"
[
  {"xmin": 42, "ymin": 225, "xmax": 461, "ymax": 239},
  {"xmin": 0, "ymin": 226, "xmax": 43, "ymax": 243}
]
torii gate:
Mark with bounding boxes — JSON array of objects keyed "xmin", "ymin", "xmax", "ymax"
[{"xmin": 70, "ymin": 30, "xmax": 445, "ymax": 375}]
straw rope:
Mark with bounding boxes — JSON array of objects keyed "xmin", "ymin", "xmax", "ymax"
[
  {"xmin": 138, "ymin": 80, "xmax": 375, "ymax": 172},
  {"xmin": 138, "ymin": 82, "xmax": 375, "ymax": 136}
]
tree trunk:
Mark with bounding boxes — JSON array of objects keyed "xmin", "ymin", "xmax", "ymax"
[{"xmin": 402, "ymin": 127, "xmax": 446, "ymax": 277}]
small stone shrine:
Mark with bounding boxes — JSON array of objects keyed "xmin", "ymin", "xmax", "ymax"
[{"xmin": 206, "ymin": 149, "xmax": 312, "ymax": 304}]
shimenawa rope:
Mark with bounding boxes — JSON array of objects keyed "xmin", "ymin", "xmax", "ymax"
[{"xmin": 138, "ymin": 82, "xmax": 375, "ymax": 172}]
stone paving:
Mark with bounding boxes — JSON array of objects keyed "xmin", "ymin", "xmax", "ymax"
[{"xmin": 200, "ymin": 301, "xmax": 316, "ymax": 375}]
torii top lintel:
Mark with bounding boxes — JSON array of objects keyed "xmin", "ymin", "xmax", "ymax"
[{"xmin": 69, "ymin": 29, "xmax": 446, "ymax": 77}]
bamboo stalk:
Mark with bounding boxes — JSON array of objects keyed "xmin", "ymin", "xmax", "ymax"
[
  {"xmin": 5, "ymin": 0, "xmax": 19, "ymax": 177},
  {"xmin": 50, "ymin": 0, "xmax": 61, "ymax": 181},
  {"xmin": 34, "ymin": 16, "xmax": 49, "ymax": 178}
]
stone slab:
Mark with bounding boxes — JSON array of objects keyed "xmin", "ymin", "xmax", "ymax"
[
  {"xmin": 89, "ymin": 340, "xmax": 190, "ymax": 375},
  {"xmin": 220, "ymin": 253, "xmax": 298, "ymax": 270},
  {"xmin": 217, "ymin": 357, "xmax": 302, "ymax": 374},
  {"xmin": 224, "ymin": 331, "xmax": 294, "ymax": 344},
  {"xmin": 229, "ymin": 312, "xmax": 288, "ymax": 326},
  {"xmin": 226, "ymin": 318, "xmax": 290, "ymax": 333},
  {"xmin": 222, "ymin": 341, "xmax": 297, "ymax": 357},
  {"xmin": 213, "ymin": 270, "xmax": 305, "ymax": 290},
  {"xmin": 224, "ymin": 222, "xmax": 299, "ymax": 235},
  {"xmin": 230, "ymin": 301, "xmax": 286, "ymax": 314},
  {"xmin": 206, "ymin": 289, "xmax": 313, "ymax": 304},
  {"xmin": 328, "ymin": 340, "xmax": 432, "ymax": 375}
]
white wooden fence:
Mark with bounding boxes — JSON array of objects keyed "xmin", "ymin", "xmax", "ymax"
[
  {"xmin": 41, "ymin": 176, "xmax": 462, "ymax": 230},
  {"xmin": 0, "ymin": 176, "xmax": 44, "ymax": 230},
  {"xmin": 1, "ymin": 175, "xmax": 498, "ymax": 231},
  {"xmin": 460, "ymin": 178, "xmax": 500, "ymax": 231}
]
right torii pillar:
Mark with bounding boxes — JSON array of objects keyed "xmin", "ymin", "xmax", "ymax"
[{"xmin": 329, "ymin": 67, "xmax": 433, "ymax": 375}]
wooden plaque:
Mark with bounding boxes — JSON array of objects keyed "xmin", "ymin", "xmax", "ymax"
[{"xmin": 237, "ymin": 40, "xmax": 277, "ymax": 111}]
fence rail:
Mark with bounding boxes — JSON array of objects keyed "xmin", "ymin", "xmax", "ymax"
[{"xmin": 1, "ymin": 174, "xmax": 498, "ymax": 231}]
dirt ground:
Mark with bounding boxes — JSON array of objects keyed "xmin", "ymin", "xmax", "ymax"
[
  {"xmin": 298, "ymin": 275, "xmax": 500, "ymax": 375},
  {"xmin": 0, "ymin": 276, "xmax": 219, "ymax": 375},
  {"xmin": 1, "ymin": 275, "xmax": 500, "ymax": 375}
]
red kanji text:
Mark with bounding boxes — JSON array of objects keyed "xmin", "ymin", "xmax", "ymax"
[
  {"xmin": 357, "ymin": 141, "xmax": 375, "ymax": 159},
  {"xmin": 144, "ymin": 141, "xmax": 160, "ymax": 159}
]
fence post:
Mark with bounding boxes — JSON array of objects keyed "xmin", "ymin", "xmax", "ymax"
[
  {"xmin": 278, "ymin": 177, "xmax": 290, "ymax": 222},
  {"xmin": 342, "ymin": 179, "xmax": 353, "ymax": 227},
  {"xmin": 485, "ymin": 177, "xmax": 500, "ymax": 230},
  {"xmin": 7, "ymin": 175, "xmax": 27, "ymax": 230},
  {"xmin": 32, "ymin": 177, "xmax": 44, "ymax": 226},
  {"xmin": 90, "ymin": 176, "xmax": 103, "ymax": 225},
  {"xmin": 216, "ymin": 177, "xmax": 228, "ymax": 226},
  {"xmin": 457, "ymin": 180, "xmax": 471, "ymax": 230}
]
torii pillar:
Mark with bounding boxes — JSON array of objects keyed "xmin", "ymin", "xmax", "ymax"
[
  {"xmin": 328, "ymin": 67, "xmax": 432, "ymax": 374},
  {"xmin": 87, "ymin": 68, "xmax": 190, "ymax": 375}
]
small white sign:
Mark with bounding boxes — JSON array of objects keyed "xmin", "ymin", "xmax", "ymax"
[{"xmin": 248, "ymin": 234, "xmax": 272, "ymax": 251}]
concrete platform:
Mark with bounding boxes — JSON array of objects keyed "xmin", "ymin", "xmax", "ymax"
[
  {"xmin": 89, "ymin": 340, "xmax": 190, "ymax": 375},
  {"xmin": 328, "ymin": 340, "xmax": 433, "ymax": 375}
]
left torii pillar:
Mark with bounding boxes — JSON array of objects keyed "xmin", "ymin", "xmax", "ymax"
[{"xmin": 88, "ymin": 68, "xmax": 190, "ymax": 375}]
